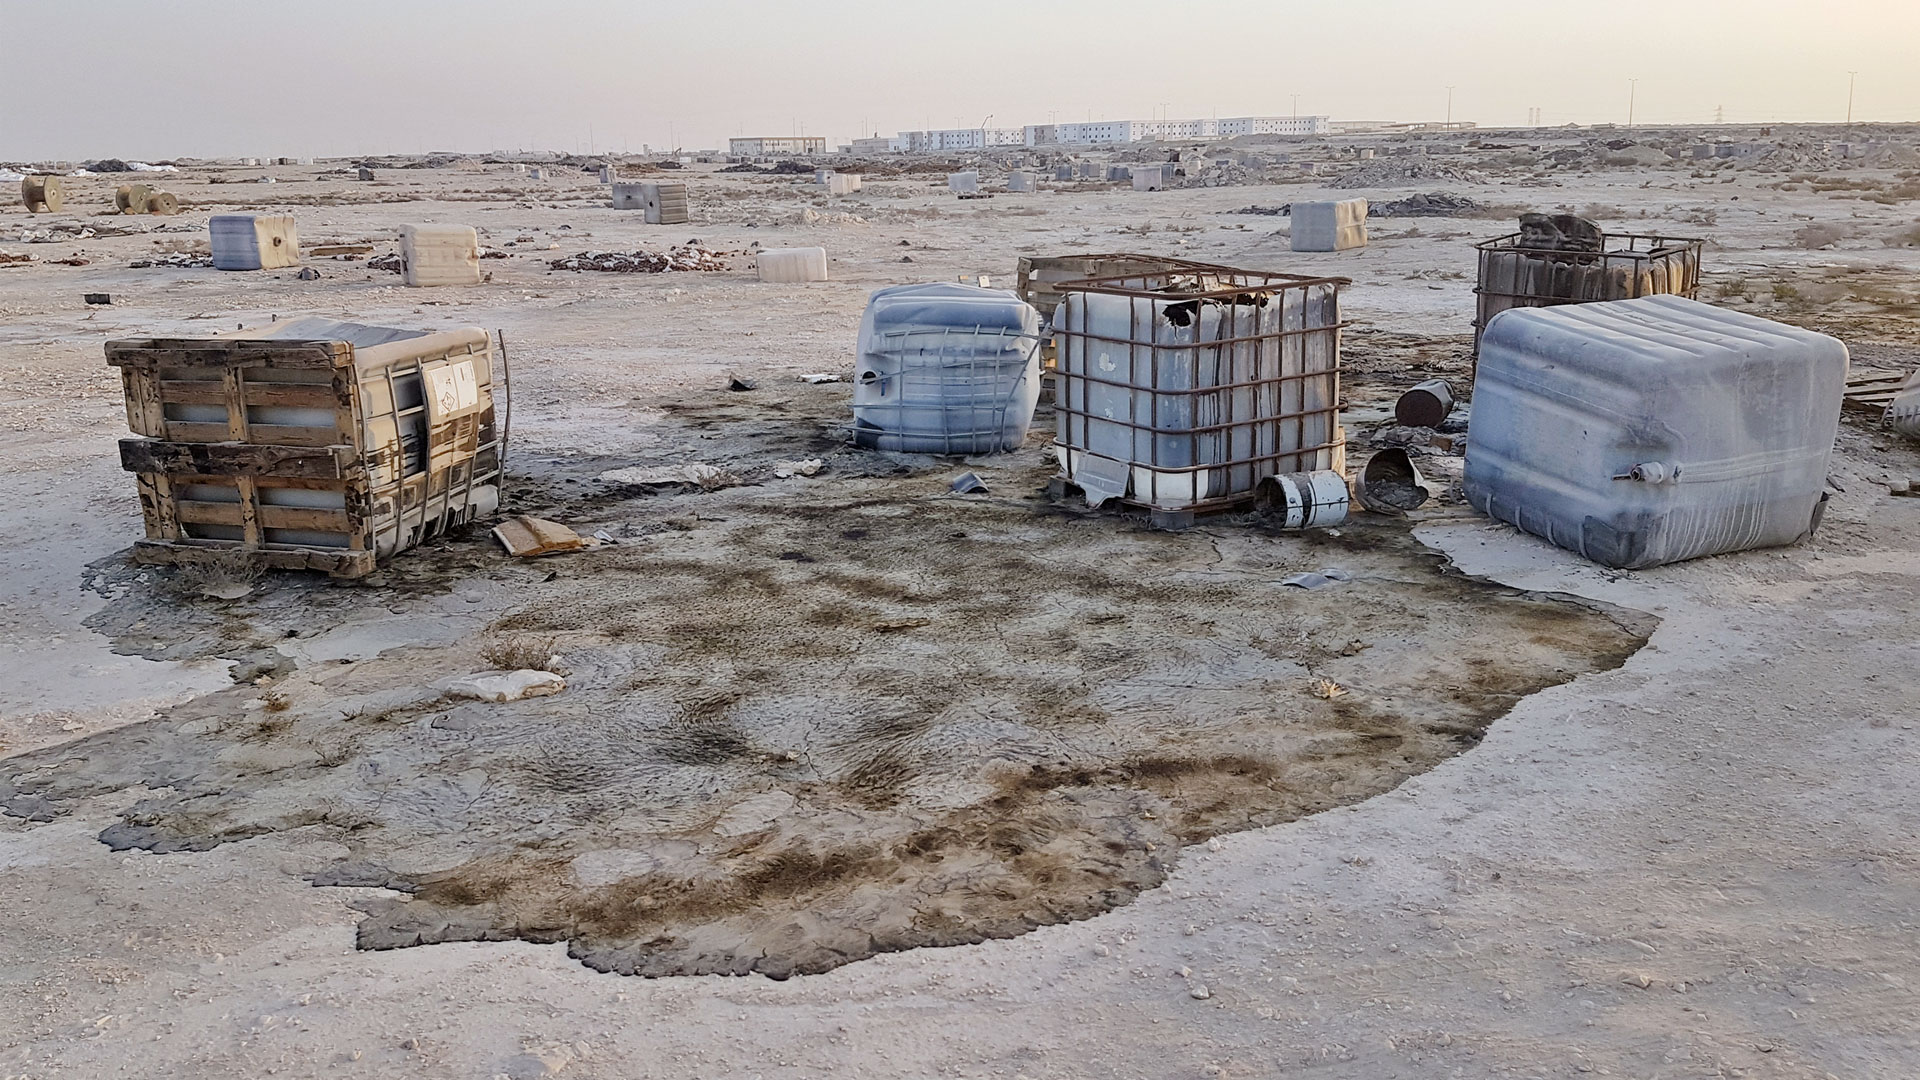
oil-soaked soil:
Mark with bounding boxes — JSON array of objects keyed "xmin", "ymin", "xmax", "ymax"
[{"xmin": 2, "ymin": 385, "xmax": 1653, "ymax": 979}]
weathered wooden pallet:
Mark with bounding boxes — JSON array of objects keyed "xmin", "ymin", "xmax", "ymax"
[{"xmin": 1844, "ymin": 368, "xmax": 1913, "ymax": 414}]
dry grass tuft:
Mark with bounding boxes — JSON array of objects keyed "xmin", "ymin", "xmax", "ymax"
[{"xmin": 481, "ymin": 636, "xmax": 562, "ymax": 672}]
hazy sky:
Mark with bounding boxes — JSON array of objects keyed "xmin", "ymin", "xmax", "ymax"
[{"xmin": 7, "ymin": 0, "xmax": 1917, "ymax": 160}]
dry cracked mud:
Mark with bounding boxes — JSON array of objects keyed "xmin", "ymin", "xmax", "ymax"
[{"xmin": 1, "ymin": 388, "xmax": 1653, "ymax": 979}]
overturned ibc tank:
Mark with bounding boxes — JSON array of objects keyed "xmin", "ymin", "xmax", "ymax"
[
  {"xmin": 107, "ymin": 318, "xmax": 504, "ymax": 578},
  {"xmin": 1473, "ymin": 213, "xmax": 1704, "ymax": 355},
  {"xmin": 1466, "ymin": 295, "xmax": 1846, "ymax": 569},
  {"xmin": 851, "ymin": 283, "xmax": 1045, "ymax": 454}
]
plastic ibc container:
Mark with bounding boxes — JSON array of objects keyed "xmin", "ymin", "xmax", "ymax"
[
  {"xmin": 399, "ymin": 224, "xmax": 481, "ymax": 287},
  {"xmin": 1465, "ymin": 295, "xmax": 1847, "ymax": 569},
  {"xmin": 1291, "ymin": 199, "xmax": 1368, "ymax": 252},
  {"xmin": 852, "ymin": 283, "xmax": 1043, "ymax": 454},
  {"xmin": 210, "ymin": 215, "xmax": 299, "ymax": 270},
  {"xmin": 1053, "ymin": 277, "xmax": 1341, "ymax": 510}
]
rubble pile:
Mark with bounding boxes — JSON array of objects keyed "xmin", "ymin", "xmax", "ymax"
[
  {"xmin": 1178, "ymin": 162, "xmax": 1266, "ymax": 188},
  {"xmin": 548, "ymin": 246, "xmax": 732, "ymax": 273},
  {"xmin": 1369, "ymin": 192, "xmax": 1487, "ymax": 217},
  {"xmin": 1331, "ymin": 160, "xmax": 1485, "ymax": 189}
]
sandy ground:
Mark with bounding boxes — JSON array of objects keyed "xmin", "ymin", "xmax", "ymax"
[{"xmin": 3, "ymin": 138, "xmax": 1920, "ymax": 1077}]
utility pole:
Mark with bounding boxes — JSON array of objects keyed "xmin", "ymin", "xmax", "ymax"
[
  {"xmin": 1628, "ymin": 79, "xmax": 1638, "ymax": 129},
  {"xmin": 1292, "ymin": 94, "xmax": 1300, "ymax": 120},
  {"xmin": 1847, "ymin": 71, "xmax": 1858, "ymax": 126},
  {"xmin": 1445, "ymin": 86, "xmax": 1455, "ymax": 128}
]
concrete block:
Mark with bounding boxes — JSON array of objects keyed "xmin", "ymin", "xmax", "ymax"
[
  {"xmin": 1290, "ymin": 199, "xmax": 1368, "ymax": 252},
  {"xmin": 1131, "ymin": 165, "xmax": 1169, "ymax": 191},
  {"xmin": 757, "ymin": 247, "xmax": 828, "ymax": 283},
  {"xmin": 948, "ymin": 172, "xmax": 980, "ymax": 194},
  {"xmin": 610, "ymin": 182, "xmax": 647, "ymax": 210}
]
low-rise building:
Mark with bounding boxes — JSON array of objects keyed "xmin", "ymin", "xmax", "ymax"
[{"xmin": 728, "ymin": 136, "xmax": 827, "ymax": 157}]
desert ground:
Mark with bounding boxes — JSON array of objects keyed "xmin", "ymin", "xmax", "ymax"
[{"xmin": 3, "ymin": 127, "xmax": 1919, "ymax": 1078}]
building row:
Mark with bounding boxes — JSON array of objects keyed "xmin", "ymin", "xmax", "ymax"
[
  {"xmin": 727, "ymin": 136, "xmax": 828, "ymax": 156},
  {"xmin": 735, "ymin": 115, "xmax": 1331, "ymax": 157}
]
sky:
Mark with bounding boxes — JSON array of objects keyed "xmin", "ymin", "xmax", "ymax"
[{"xmin": 5, "ymin": 0, "xmax": 1918, "ymax": 160}]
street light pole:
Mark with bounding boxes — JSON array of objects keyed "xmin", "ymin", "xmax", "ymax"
[
  {"xmin": 1445, "ymin": 86, "xmax": 1455, "ymax": 128},
  {"xmin": 1847, "ymin": 71, "xmax": 1858, "ymax": 126},
  {"xmin": 1628, "ymin": 79, "xmax": 1638, "ymax": 129}
]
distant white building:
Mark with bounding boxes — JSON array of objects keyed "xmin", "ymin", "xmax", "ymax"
[
  {"xmin": 877, "ymin": 114, "xmax": 1332, "ymax": 152},
  {"xmin": 729, "ymin": 136, "xmax": 826, "ymax": 156},
  {"xmin": 897, "ymin": 128, "xmax": 1027, "ymax": 152},
  {"xmin": 1044, "ymin": 116, "xmax": 1329, "ymax": 145}
]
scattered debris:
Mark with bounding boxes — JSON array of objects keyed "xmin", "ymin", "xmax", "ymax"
[
  {"xmin": 950, "ymin": 472, "xmax": 988, "ymax": 494},
  {"xmin": 493, "ymin": 516, "xmax": 591, "ymax": 558},
  {"xmin": 366, "ymin": 253, "xmax": 402, "ymax": 272},
  {"xmin": 309, "ymin": 244, "xmax": 375, "ymax": 257},
  {"xmin": 548, "ymin": 247, "xmax": 730, "ymax": 273},
  {"xmin": 83, "ymin": 293, "xmax": 112, "ymax": 305},
  {"xmin": 773, "ymin": 459, "xmax": 823, "ymax": 479},
  {"xmin": 873, "ymin": 617, "xmax": 932, "ymax": 632},
  {"xmin": 129, "ymin": 252, "xmax": 214, "ymax": 268},
  {"xmin": 1309, "ymin": 678, "xmax": 1348, "ymax": 700},
  {"xmin": 442, "ymin": 669, "xmax": 567, "ymax": 703},
  {"xmin": 800, "ymin": 372, "xmax": 842, "ymax": 384},
  {"xmin": 1282, "ymin": 569, "xmax": 1354, "ymax": 590},
  {"xmin": 0, "ymin": 250, "xmax": 31, "ymax": 265},
  {"xmin": 17, "ymin": 227, "xmax": 93, "ymax": 243},
  {"xmin": 599, "ymin": 463, "xmax": 742, "ymax": 491},
  {"xmin": 727, "ymin": 375, "xmax": 758, "ymax": 392},
  {"xmin": 295, "ymin": 267, "xmax": 321, "ymax": 280},
  {"xmin": 50, "ymin": 255, "xmax": 91, "ymax": 266}
]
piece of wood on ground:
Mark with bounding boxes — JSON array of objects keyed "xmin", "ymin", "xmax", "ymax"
[
  {"xmin": 493, "ymin": 515, "xmax": 591, "ymax": 557},
  {"xmin": 1843, "ymin": 368, "xmax": 1914, "ymax": 413}
]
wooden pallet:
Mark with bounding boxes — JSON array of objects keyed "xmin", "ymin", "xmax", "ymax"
[{"xmin": 1844, "ymin": 368, "xmax": 1914, "ymax": 414}]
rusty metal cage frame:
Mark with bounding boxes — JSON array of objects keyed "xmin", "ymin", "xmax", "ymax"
[
  {"xmin": 1471, "ymin": 232, "xmax": 1706, "ymax": 353},
  {"xmin": 1051, "ymin": 267, "xmax": 1349, "ymax": 525}
]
